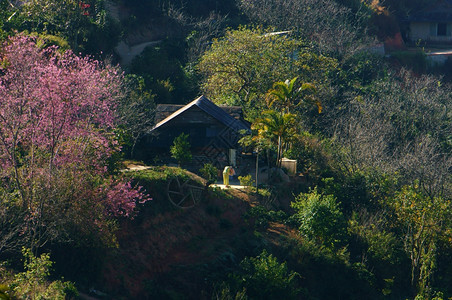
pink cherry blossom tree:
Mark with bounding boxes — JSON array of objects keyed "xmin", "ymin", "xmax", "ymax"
[{"xmin": 0, "ymin": 35, "xmax": 150, "ymax": 251}]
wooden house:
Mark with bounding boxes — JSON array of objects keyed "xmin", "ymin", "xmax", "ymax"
[
  {"xmin": 408, "ymin": 0, "xmax": 452, "ymax": 44},
  {"xmin": 142, "ymin": 95, "xmax": 250, "ymax": 167}
]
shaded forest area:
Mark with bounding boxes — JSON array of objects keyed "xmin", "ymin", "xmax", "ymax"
[{"xmin": 0, "ymin": 0, "xmax": 451, "ymax": 299}]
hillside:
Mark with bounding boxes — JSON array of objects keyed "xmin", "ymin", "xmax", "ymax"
[
  {"xmin": 70, "ymin": 167, "xmax": 387, "ymax": 299},
  {"xmin": 102, "ymin": 169, "xmax": 255, "ymax": 298},
  {"xmin": 0, "ymin": 1, "xmax": 451, "ymax": 300}
]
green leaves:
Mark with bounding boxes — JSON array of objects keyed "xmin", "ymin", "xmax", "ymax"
[
  {"xmin": 291, "ymin": 188, "xmax": 347, "ymax": 248},
  {"xmin": 170, "ymin": 133, "xmax": 192, "ymax": 166},
  {"xmin": 266, "ymin": 77, "xmax": 321, "ymax": 114},
  {"xmin": 387, "ymin": 185, "xmax": 452, "ymax": 296},
  {"xmin": 252, "ymin": 110, "xmax": 298, "ymax": 167},
  {"xmin": 11, "ymin": 248, "xmax": 77, "ymax": 299},
  {"xmin": 197, "ymin": 25, "xmax": 340, "ymax": 131},
  {"xmin": 232, "ymin": 250, "xmax": 301, "ymax": 299},
  {"xmin": 199, "ymin": 163, "xmax": 218, "ymax": 185}
]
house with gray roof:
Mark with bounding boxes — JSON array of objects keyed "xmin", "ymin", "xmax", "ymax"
[
  {"xmin": 408, "ymin": 0, "xmax": 452, "ymax": 44},
  {"xmin": 141, "ymin": 95, "xmax": 250, "ymax": 167}
]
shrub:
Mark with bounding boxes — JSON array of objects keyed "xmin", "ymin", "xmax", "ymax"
[
  {"xmin": 170, "ymin": 133, "xmax": 192, "ymax": 166},
  {"xmin": 10, "ymin": 248, "xmax": 77, "ymax": 300},
  {"xmin": 238, "ymin": 174, "xmax": 254, "ymax": 187},
  {"xmin": 348, "ymin": 210, "xmax": 399, "ymax": 263},
  {"xmin": 291, "ymin": 187, "xmax": 347, "ymax": 248},
  {"xmin": 390, "ymin": 50, "xmax": 427, "ymax": 73},
  {"xmin": 199, "ymin": 163, "xmax": 218, "ymax": 185},
  {"xmin": 230, "ymin": 250, "xmax": 300, "ymax": 299},
  {"xmin": 245, "ymin": 206, "xmax": 287, "ymax": 229},
  {"xmin": 0, "ymin": 284, "xmax": 11, "ymax": 300},
  {"xmin": 212, "ymin": 283, "xmax": 248, "ymax": 300},
  {"xmin": 284, "ymin": 131, "xmax": 336, "ymax": 182}
]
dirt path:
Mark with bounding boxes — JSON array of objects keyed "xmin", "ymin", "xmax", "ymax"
[
  {"xmin": 210, "ymin": 183, "xmax": 247, "ymax": 190},
  {"xmin": 122, "ymin": 165, "xmax": 152, "ymax": 171},
  {"xmin": 105, "ymin": 0, "xmax": 162, "ymax": 66},
  {"xmin": 114, "ymin": 40, "xmax": 162, "ymax": 66}
]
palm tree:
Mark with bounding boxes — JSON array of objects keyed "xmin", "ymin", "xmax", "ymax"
[
  {"xmin": 266, "ymin": 76, "xmax": 322, "ymax": 114},
  {"xmin": 252, "ymin": 110, "xmax": 298, "ymax": 168}
]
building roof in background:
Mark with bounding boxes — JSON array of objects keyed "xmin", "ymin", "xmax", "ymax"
[{"xmin": 409, "ymin": 0, "xmax": 452, "ymax": 22}]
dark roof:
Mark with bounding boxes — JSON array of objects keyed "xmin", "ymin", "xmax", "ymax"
[
  {"xmin": 409, "ymin": 0, "xmax": 452, "ymax": 22},
  {"xmin": 151, "ymin": 95, "xmax": 250, "ymax": 132},
  {"xmin": 155, "ymin": 104, "xmax": 243, "ymax": 123}
]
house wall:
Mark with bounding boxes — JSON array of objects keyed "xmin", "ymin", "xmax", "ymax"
[
  {"xmin": 150, "ymin": 123, "xmax": 227, "ymax": 149},
  {"xmin": 410, "ymin": 22, "xmax": 452, "ymax": 43},
  {"xmin": 145, "ymin": 122, "xmax": 240, "ymax": 168},
  {"xmin": 410, "ymin": 22, "xmax": 432, "ymax": 41},
  {"xmin": 144, "ymin": 105, "xmax": 242, "ymax": 161}
]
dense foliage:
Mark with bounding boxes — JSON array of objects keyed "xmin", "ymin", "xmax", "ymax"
[
  {"xmin": 198, "ymin": 27, "xmax": 337, "ymax": 119},
  {"xmin": 4, "ymin": 248, "xmax": 77, "ymax": 299},
  {"xmin": 291, "ymin": 188, "xmax": 348, "ymax": 249},
  {"xmin": 229, "ymin": 250, "xmax": 301, "ymax": 299},
  {"xmin": 0, "ymin": 35, "xmax": 149, "ymax": 270},
  {"xmin": 0, "ymin": 0, "xmax": 451, "ymax": 299},
  {"xmin": 170, "ymin": 133, "xmax": 192, "ymax": 166}
]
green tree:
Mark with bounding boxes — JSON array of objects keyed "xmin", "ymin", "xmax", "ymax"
[
  {"xmin": 129, "ymin": 42, "xmax": 196, "ymax": 104},
  {"xmin": 10, "ymin": 248, "xmax": 77, "ymax": 299},
  {"xmin": 197, "ymin": 26, "xmax": 337, "ymax": 118},
  {"xmin": 231, "ymin": 250, "xmax": 300, "ymax": 299},
  {"xmin": 266, "ymin": 77, "xmax": 321, "ymax": 114},
  {"xmin": 0, "ymin": 284, "xmax": 11, "ymax": 300},
  {"xmin": 387, "ymin": 185, "xmax": 452, "ymax": 298},
  {"xmin": 291, "ymin": 188, "xmax": 347, "ymax": 249},
  {"xmin": 199, "ymin": 163, "xmax": 218, "ymax": 186},
  {"xmin": 19, "ymin": 0, "xmax": 120, "ymax": 54},
  {"xmin": 170, "ymin": 133, "xmax": 192, "ymax": 167},
  {"xmin": 0, "ymin": 1, "xmax": 15, "ymax": 41},
  {"xmin": 252, "ymin": 110, "xmax": 298, "ymax": 168}
]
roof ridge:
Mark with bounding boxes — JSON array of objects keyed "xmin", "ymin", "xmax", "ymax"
[{"xmin": 150, "ymin": 95, "xmax": 250, "ymax": 133}]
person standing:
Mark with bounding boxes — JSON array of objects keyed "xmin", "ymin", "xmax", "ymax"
[{"xmin": 223, "ymin": 166, "xmax": 235, "ymax": 187}]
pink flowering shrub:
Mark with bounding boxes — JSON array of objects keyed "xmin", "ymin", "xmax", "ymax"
[
  {"xmin": 0, "ymin": 35, "xmax": 150, "ymax": 249},
  {"xmin": 103, "ymin": 179, "xmax": 151, "ymax": 218}
]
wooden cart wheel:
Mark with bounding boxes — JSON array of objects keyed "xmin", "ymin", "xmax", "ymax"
[{"xmin": 167, "ymin": 177, "xmax": 204, "ymax": 208}]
